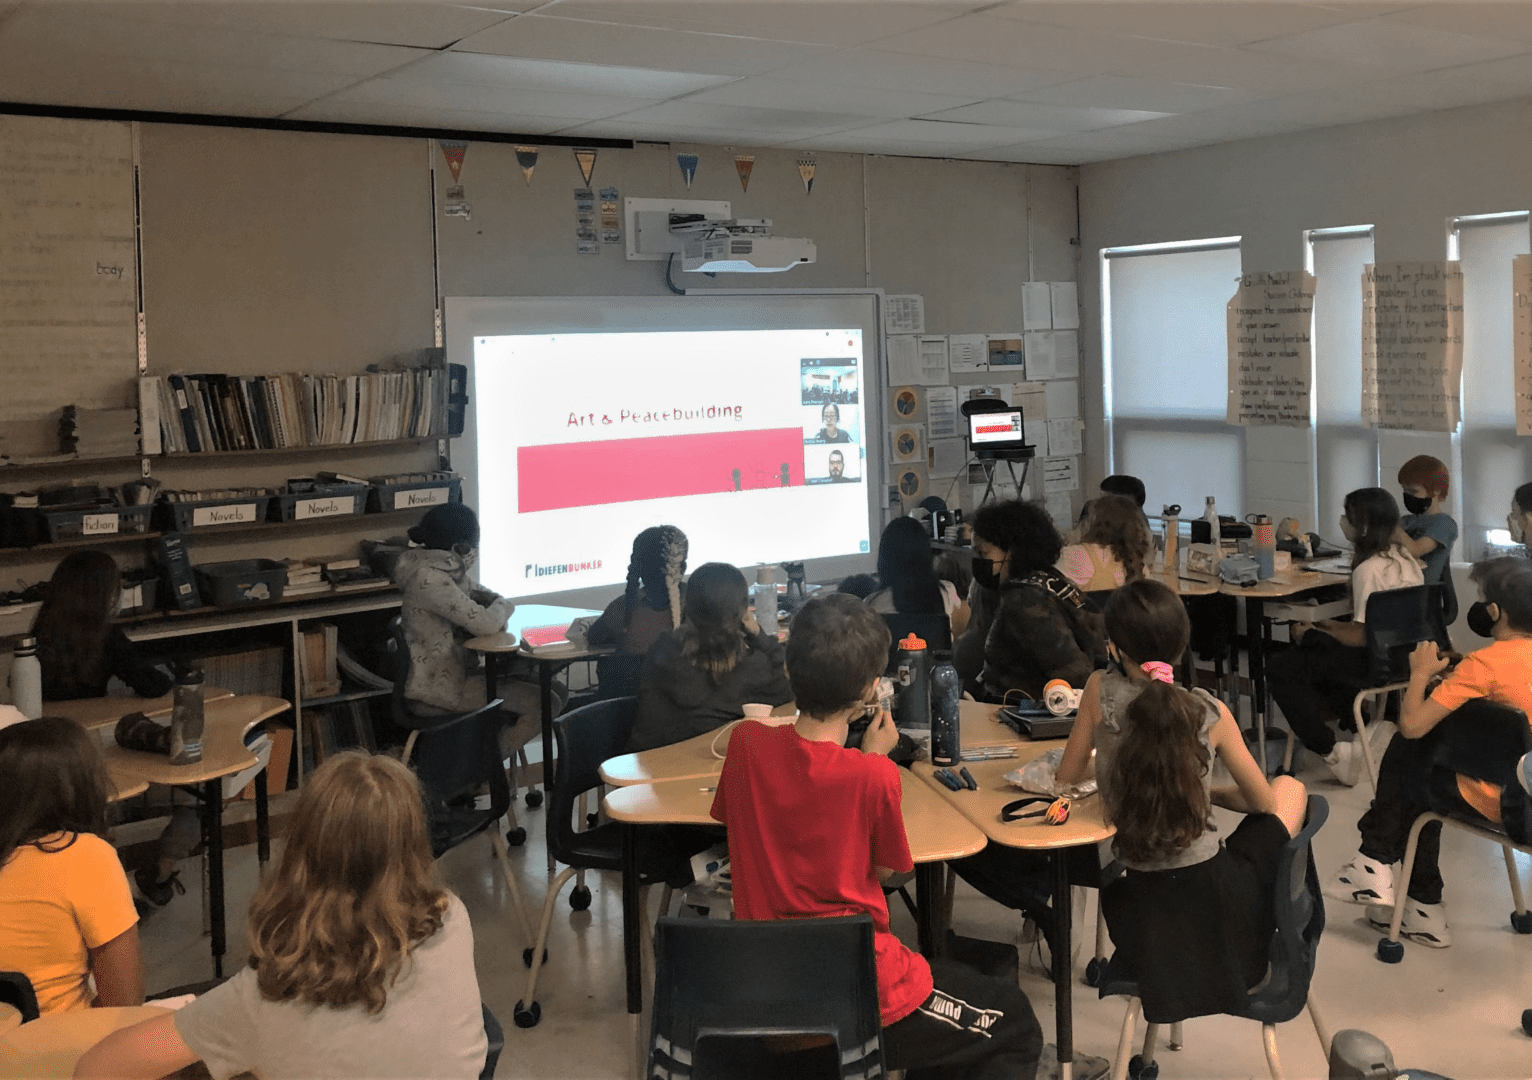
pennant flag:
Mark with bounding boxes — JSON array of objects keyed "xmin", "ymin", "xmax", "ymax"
[
  {"xmin": 514, "ymin": 145, "xmax": 539, "ymax": 186},
  {"xmin": 798, "ymin": 154, "xmax": 817, "ymax": 195},
  {"xmin": 677, "ymin": 153, "xmax": 698, "ymax": 189},
  {"xmin": 734, "ymin": 154, "xmax": 755, "ymax": 193},
  {"xmin": 574, "ymin": 147, "xmax": 597, "ymax": 185},
  {"xmin": 438, "ymin": 140, "xmax": 467, "ymax": 182}
]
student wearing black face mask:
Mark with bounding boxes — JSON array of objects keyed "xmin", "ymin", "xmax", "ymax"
[
  {"xmin": 1393, "ymin": 455, "xmax": 1457, "ymax": 586},
  {"xmin": 1508, "ymin": 483, "xmax": 1532, "ymax": 552},
  {"xmin": 1327, "ymin": 557, "xmax": 1532, "ymax": 950}
]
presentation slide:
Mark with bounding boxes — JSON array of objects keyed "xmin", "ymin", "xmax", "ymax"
[{"xmin": 472, "ymin": 328, "xmax": 871, "ymax": 598}]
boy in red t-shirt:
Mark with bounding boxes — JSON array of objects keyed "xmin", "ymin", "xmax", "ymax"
[{"xmin": 712, "ymin": 593, "xmax": 1042, "ymax": 1079}]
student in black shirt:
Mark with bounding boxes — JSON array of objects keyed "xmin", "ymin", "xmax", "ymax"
[{"xmin": 35, "ymin": 551, "xmax": 171, "ymax": 702}]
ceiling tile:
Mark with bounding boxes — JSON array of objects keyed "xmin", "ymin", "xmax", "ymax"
[
  {"xmin": 1339, "ymin": 67, "xmax": 1526, "ymax": 111},
  {"xmin": 679, "ymin": 75, "xmax": 980, "ymax": 118},
  {"xmin": 824, "ymin": 118, "xmax": 1058, "ymax": 146},
  {"xmin": 285, "ymin": 100, "xmax": 574, "ymax": 134},
  {"xmin": 453, "ymin": 13, "xmax": 832, "ymax": 76},
  {"xmin": 787, "ymin": 131, "xmax": 1000, "ymax": 157},
  {"xmin": 768, "ymin": 48, "xmax": 1072, "ymax": 97},
  {"xmin": 986, "ymin": 2, "xmax": 1361, "ymax": 47},
  {"xmin": 1446, "ymin": 52, "xmax": 1532, "ymax": 87},
  {"xmin": 543, "ymin": 1, "xmax": 975, "ymax": 47},
  {"xmin": 312, "ymin": 78, "xmax": 662, "ymax": 122},
  {"xmin": 555, "ymin": 117, "xmax": 839, "ymax": 145},
  {"xmin": 1126, "ymin": 45, "xmax": 1389, "ymax": 93},
  {"xmin": 52, "ymin": 2, "xmax": 526, "ymax": 50},
  {"xmin": 877, "ymin": 12, "xmax": 1215, "ymax": 74},
  {"xmin": 374, "ymin": 51, "xmax": 733, "ymax": 97},
  {"xmin": 1385, "ymin": 3, "xmax": 1532, "ymax": 45},
  {"xmin": 922, "ymin": 99, "xmax": 1173, "ymax": 131},
  {"xmin": 1008, "ymin": 74, "xmax": 1259, "ymax": 112},
  {"xmin": 605, "ymin": 101, "xmax": 874, "ymax": 138},
  {"xmin": 1247, "ymin": 18, "xmax": 1531, "ymax": 71}
]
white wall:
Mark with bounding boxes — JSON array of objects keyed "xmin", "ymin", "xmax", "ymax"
[{"xmin": 1078, "ymin": 93, "xmax": 1532, "ymax": 533}]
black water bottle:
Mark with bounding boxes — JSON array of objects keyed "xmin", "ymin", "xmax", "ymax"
[
  {"xmin": 930, "ymin": 655, "xmax": 961, "ymax": 767},
  {"xmin": 890, "ymin": 633, "xmax": 930, "ymax": 732}
]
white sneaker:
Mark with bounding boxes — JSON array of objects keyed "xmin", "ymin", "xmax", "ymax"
[
  {"xmin": 1367, "ymin": 899, "xmax": 1451, "ymax": 948},
  {"xmin": 1327, "ymin": 853, "xmax": 1396, "ymax": 907},
  {"xmin": 1324, "ymin": 740, "xmax": 1363, "ymax": 787}
]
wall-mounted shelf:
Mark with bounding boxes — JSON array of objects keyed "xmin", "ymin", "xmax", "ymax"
[{"xmin": 157, "ymin": 436, "xmax": 441, "ymax": 462}]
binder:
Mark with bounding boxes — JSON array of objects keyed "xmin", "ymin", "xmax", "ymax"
[{"xmin": 165, "ymin": 374, "xmax": 202, "ymax": 453}]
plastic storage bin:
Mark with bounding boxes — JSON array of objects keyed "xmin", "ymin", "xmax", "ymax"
[
  {"xmin": 160, "ymin": 494, "xmax": 275, "ymax": 532},
  {"xmin": 38, "ymin": 503, "xmax": 154, "ymax": 542},
  {"xmin": 271, "ymin": 483, "xmax": 368, "ymax": 523},
  {"xmin": 195, "ymin": 559, "xmax": 288, "ymax": 607},
  {"xmin": 368, "ymin": 476, "xmax": 461, "ymax": 513}
]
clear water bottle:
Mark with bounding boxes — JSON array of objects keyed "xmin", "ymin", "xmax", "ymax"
[
  {"xmin": 930, "ymin": 655, "xmax": 961, "ymax": 767},
  {"xmin": 10, "ymin": 637, "xmax": 41, "ymax": 720},
  {"xmin": 169, "ymin": 667, "xmax": 205, "ymax": 766},
  {"xmin": 753, "ymin": 565, "xmax": 779, "ymax": 639},
  {"xmin": 1204, "ymin": 495, "xmax": 1221, "ymax": 547}
]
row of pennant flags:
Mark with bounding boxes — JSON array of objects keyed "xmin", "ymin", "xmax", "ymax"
[{"xmin": 438, "ymin": 140, "xmax": 818, "ymax": 194}]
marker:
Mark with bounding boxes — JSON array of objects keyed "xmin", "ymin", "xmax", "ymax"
[
  {"xmin": 959, "ymin": 767, "xmax": 978, "ymax": 791},
  {"xmin": 934, "ymin": 769, "xmax": 962, "ymax": 791}
]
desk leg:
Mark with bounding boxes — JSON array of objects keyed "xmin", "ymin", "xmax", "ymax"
[
  {"xmin": 541, "ymin": 662, "xmax": 556, "ymax": 873},
  {"xmin": 915, "ymin": 864, "xmax": 945, "ymax": 959},
  {"xmin": 622, "ymin": 824, "xmax": 642, "ymax": 1020},
  {"xmin": 202, "ymin": 779, "xmax": 225, "ymax": 979},
  {"xmin": 1053, "ymin": 851, "xmax": 1073, "ymax": 1080},
  {"xmin": 1248, "ymin": 598, "xmax": 1269, "ymax": 774},
  {"xmin": 254, "ymin": 767, "xmax": 270, "ymax": 870}
]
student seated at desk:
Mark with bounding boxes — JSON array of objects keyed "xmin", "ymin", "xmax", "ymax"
[
  {"xmin": 1395, "ymin": 455, "xmax": 1457, "ymax": 585},
  {"xmin": 1267, "ymin": 487, "xmax": 1424, "ymax": 785},
  {"xmin": 393, "ymin": 503, "xmax": 548, "ymax": 726},
  {"xmin": 74, "ymin": 752, "xmax": 488, "ymax": 1080},
  {"xmin": 864, "ymin": 516, "xmax": 970, "ymax": 636},
  {"xmin": 1508, "ymin": 483, "xmax": 1532, "ymax": 552},
  {"xmin": 628, "ymin": 562, "xmax": 792, "ymax": 753},
  {"xmin": 1099, "ymin": 474, "xmax": 1147, "ymax": 509},
  {"xmin": 0, "ymin": 718, "xmax": 143, "ymax": 1016},
  {"xmin": 712, "ymin": 594, "xmax": 1043, "ymax": 1080},
  {"xmin": 35, "ymin": 551, "xmax": 172, "ymax": 702},
  {"xmin": 1054, "ymin": 580, "xmax": 1307, "ymax": 1022},
  {"xmin": 1056, "ymin": 494, "xmax": 1151, "ymax": 593},
  {"xmin": 1328, "ymin": 557, "xmax": 1532, "ymax": 949},
  {"xmin": 587, "ymin": 525, "xmax": 687, "ymax": 699},
  {"xmin": 969, "ymin": 499, "xmax": 1106, "ymax": 701}
]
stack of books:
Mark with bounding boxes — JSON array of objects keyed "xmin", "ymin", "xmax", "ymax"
[
  {"xmin": 282, "ymin": 560, "xmax": 330, "ymax": 598},
  {"xmin": 143, "ymin": 366, "xmax": 454, "ymax": 454},
  {"xmin": 59, "ymin": 406, "xmax": 139, "ymax": 457},
  {"xmin": 322, "ymin": 558, "xmax": 388, "ymax": 593}
]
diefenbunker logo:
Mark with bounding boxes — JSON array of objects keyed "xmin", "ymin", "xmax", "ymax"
[{"xmin": 525, "ymin": 559, "xmax": 603, "ymax": 578}]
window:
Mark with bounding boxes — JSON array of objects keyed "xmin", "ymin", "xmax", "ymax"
[
  {"xmin": 1451, "ymin": 212, "xmax": 1530, "ymax": 558},
  {"xmin": 1103, "ymin": 238, "xmax": 1244, "ymax": 516},
  {"xmin": 1307, "ymin": 226, "xmax": 1377, "ymax": 538}
]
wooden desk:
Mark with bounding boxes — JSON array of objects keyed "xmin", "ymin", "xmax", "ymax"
[
  {"xmin": 914, "ymin": 703, "xmax": 1114, "ymax": 1080},
  {"xmin": 599, "ymin": 706, "xmax": 798, "ymax": 787},
  {"xmin": 466, "ymin": 603, "xmax": 605, "ymax": 800},
  {"xmin": 1146, "ymin": 569, "xmax": 1220, "ymax": 597},
  {"xmin": 45, "ymin": 686, "xmax": 235, "ymax": 734},
  {"xmin": 0, "ymin": 1005, "xmax": 170, "ymax": 1080},
  {"xmin": 603, "ymin": 768, "xmax": 987, "ymax": 1028},
  {"xmin": 105, "ymin": 694, "xmax": 291, "ymax": 979},
  {"xmin": 0, "ymin": 1004, "xmax": 18, "ymax": 1037}
]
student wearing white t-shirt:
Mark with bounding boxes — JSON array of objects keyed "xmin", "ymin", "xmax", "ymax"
[{"xmin": 1267, "ymin": 488, "xmax": 1424, "ymax": 785}]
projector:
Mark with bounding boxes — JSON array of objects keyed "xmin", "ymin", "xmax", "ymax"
[{"xmin": 683, "ymin": 228, "xmax": 817, "ymax": 273}]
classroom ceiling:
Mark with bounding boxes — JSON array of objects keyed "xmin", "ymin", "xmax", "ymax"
[{"xmin": 3, "ymin": 0, "xmax": 1532, "ymax": 164}]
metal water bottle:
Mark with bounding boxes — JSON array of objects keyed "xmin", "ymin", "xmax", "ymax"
[
  {"xmin": 930, "ymin": 656, "xmax": 961, "ymax": 767},
  {"xmin": 10, "ymin": 637, "xmax": 41, "ymax": 720},
  {"xmin": 168, "ymin": 666, "xmax": 205, "ymax": 766},
  {"xmin": 1253, "ymin": 514, "xmax": 1276, "ymax": 579},
  {"xmin": 753, "ymin": 565, "xmax": 779, "ymax": 638},
  {"xmin": 1162, "ymin": 504, "xmax": 1180, "ymax": 573},
  {"xmin": 1204, "ymin": 496, "xmax": 1221, "ymax": 548},
  {"xmin": 890, "ymin": 633, "xmax": 930, "ymax": 732}
]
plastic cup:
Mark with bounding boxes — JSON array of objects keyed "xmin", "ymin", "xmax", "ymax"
[{"xmin": 741, "ymin": 703, "xmax": 772, "ymax": 718}]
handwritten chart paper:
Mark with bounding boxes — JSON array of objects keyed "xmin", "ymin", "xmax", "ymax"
[
  {"xmin": 1225, "ymin": 270, "xmax": 1315, "ymax": 428},
  {"xmin": 0, "ymin": 116, "xmax": 138, "ymax": 448},
  {"xmin": 1515, "ymin": 255, "xmax": 1532, "ymax": 435},
  {"xmin": 1361, "ymin": 261, "xmax": 1463, "ymax": 432}
]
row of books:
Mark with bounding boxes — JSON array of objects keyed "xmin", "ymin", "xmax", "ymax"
[{"xmin": 142, "ymin": 367, "xmax": 457, "ymax": 454}]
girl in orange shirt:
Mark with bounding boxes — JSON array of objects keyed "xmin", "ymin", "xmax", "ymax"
[{"xmin": 0, "ymin": 717, "xmax": 143, "ymax": 1013}]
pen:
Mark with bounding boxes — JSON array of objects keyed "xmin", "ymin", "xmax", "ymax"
[
  {"xmin": 700, "ymin": 786, "xmax": 716, "ymax": 792},
  {"xmin": 959, "ymin": 767, "xmax": 978, "ymax": 791}
]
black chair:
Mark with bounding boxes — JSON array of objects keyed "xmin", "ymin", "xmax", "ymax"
[
  {"xmin": 1100, "ymin": 796, "xmax": 1330, "ymax": 1080},
  {"xmin": 515, "ymin": 697, "xmax": 691, "ymax": 1029},
  {"xmin": 647, "ymin": 915, "xmax": 885, "ymax": 1080},
  {"xmin": 479, "ymin": 1003, "xmax": 504, "ymax": 1080},
  {"xmin": 387, "ymin": 622, "xmax": 534, "ymax": 953},
  {"xmin": 0, "ymin": 971, "xmax": 38, "ymax": 1024},
  {"xmin": 880, "ymin": 612, "xmax": 952, "ymax": 673},
  {"xmin": 1376, "ymin": 701, "xmax": 1532, "ymax": 962}
]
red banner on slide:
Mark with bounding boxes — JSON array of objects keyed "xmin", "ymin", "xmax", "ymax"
[{"xmin": 518, "ymin": 428, "xmax": 805, "ymax": 513}]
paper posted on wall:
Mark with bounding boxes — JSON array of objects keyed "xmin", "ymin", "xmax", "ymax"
[
  {"xmin": 928, "ymin": 438, "xmax": 967, "ymax": 478},
  {"xmin": 1046, "ymin": 418, "xmax": 1083, "ymax": 457},
  {"xmin": 1024, "ymin": 331, "xmax": 1056, "ymax": 379},
  {"xmin": 1045, "ymin": 380, "xmax": 1078, "ymax": 419},
  {"xmin": 925, "ymin": 386, "xmax": 959, "ymax": 439},
  {"xmin": 887, "ymin": 336, "xmax": 921, "ymax": 386},
  {"xmin": 1052, "ymin": 330, "xmax": 1079, "ymax": 378},
  {"xmin": 885, "ymin": 295, "xmax": 925, "ymax": 335},
  {"xmin": 947, "ymin": 334, "xmax": 988, "ymax": 373},
  {"xmin": 1022, "ymin": 282, "xmax": 1052, "ymax": 331},
  {"xmin": 1043, "ymin": 456, "xmax": 1079, "ymax": 493},
  {"xmin": 1050, "ymin": 282, "xmax": 1079, "ymax": 330},
  {"xmin": 917, "ymin": 336, "xmax": 950, "ymax": 383}
]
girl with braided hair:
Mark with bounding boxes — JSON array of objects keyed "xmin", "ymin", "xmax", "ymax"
[{"xmin": 589, "ymin": 525, "xmax": 689, "ymax": 699}]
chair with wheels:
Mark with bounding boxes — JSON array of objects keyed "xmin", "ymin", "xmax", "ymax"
[
  {"xmin": 1101, "ymin": 795, "xmax": 1331, "ymax": 1080},
  {"xmin": 387, "ymin": 622, "xmax": 534, "ymax": 952},
  {"xmin": 515, "ymin": 696, "xmax": 698, "ymax": 1029},
  {"xmin": 0, "ymin": 971, "xmax": 38, "ymax": 1025},
  {"xmin": 647, "ymin": 914, "xmax": 885, "ymax": 1080},
  {"xmin": 1376, "ymin": 701, "xmax": 1532, "ymax": 963},
  {"xmin": 1278, "ymin": 585, "xmax": 1441, "ymax": 789}
]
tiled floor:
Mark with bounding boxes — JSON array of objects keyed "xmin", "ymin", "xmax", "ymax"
[{"xmin": 140, "ymin": 737, "xmax": 1532, "ymax": 1079}]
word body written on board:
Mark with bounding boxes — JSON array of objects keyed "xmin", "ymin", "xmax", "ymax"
[
  {"xmin": 1225, "ymin": 270, "xmax": 1315, "ymax": 427},
  {"xmin": 1361, "ymin": 261, "xmax": 1463, "ymax": 432}
]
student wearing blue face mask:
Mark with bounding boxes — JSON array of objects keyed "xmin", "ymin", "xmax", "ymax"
[
  {"xmin": 1328, "ymin": 557, "xmax": 1532, "ymax": 950},
  {"xmin": 1394, "ymin": 455, "xmax": 1457, "ymax": 585}
]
